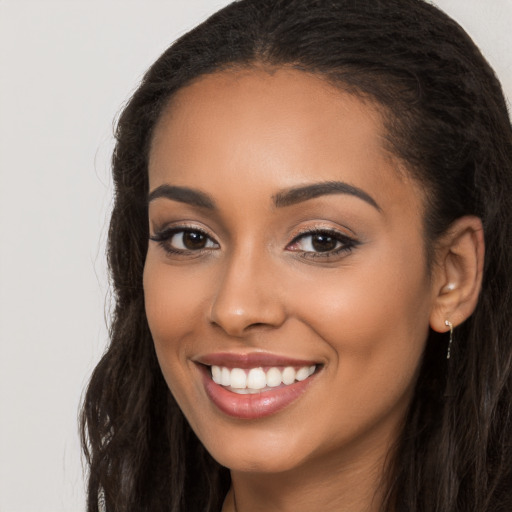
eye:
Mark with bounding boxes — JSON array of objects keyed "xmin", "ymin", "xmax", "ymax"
[
  {"xmin": 171, "ymin": 230, "xmax": 216, "ymax": 250},
  {"xmin": 150, "ymin": 227, "xmax": 219, "ymax": 255},
  {"xmin": 287, "ymin": 229, "xmax": 357, "ymax": 258}
]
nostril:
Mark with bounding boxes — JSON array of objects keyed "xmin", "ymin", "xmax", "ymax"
[{"xmin": 246, "ymin": 322, "xmax": 271, "ymax": 330}]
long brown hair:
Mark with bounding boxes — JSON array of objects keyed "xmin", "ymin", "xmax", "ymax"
[{"xmin": 81, "ymin": 1, "xmax": 512, "ymax": 510}]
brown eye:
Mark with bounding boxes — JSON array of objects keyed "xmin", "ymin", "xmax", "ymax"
[
  {"xmin": 149, "ymin": 227, "xmax": 219, "ymax": 254},
  {"xmin": 182, "ymin": 230, "xmax": 208, "ymax": 250},
  {"xmin": 311, "ymin": 233, "xmax": 337, "ymax": 252},
  {"xmin": 286, "ymin": 229, "xmax": 358, "ymax": 259}
]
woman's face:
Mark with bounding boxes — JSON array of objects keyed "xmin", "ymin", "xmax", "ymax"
[{"xmin": 144, "ymin": 68, "xmax": 438, "ymax": 474}]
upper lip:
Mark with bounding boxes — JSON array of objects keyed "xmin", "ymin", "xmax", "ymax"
[{"xmin": 194, "ymin": 352, "xmax": 320, "ymax": 368}]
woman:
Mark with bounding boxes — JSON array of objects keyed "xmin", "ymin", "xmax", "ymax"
[{"xmin": 81, "ymin": 0, "xmax": 512, "ymax": 510}]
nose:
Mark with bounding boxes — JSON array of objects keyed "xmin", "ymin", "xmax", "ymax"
[{"xmin": 208, "ymin": 250, "xmax": 287, "ymax": 337}]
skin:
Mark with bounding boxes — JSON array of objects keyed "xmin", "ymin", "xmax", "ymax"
[{"xmin": 143, "ymin": 68, "xmax": 484, "ymax": 512}]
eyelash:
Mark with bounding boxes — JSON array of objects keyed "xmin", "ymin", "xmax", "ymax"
[
  {"xmin": 149, "ymin": 226, "xmax": 358, "ymax": 260},
  {"xmin": 286, "ymin": 228, "xmax": 358, "ymax": 259},
  {"xmin": 149, "ymin": 226, "xmax": 219, "ymax": 256}
]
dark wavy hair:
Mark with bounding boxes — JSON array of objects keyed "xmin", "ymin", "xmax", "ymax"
[{"xmin": 80, "ymin": 1, "xmax": 512, "ymax": 510}]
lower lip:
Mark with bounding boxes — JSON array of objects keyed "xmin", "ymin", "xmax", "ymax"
[{"xmin": 199, "ymin": 365, "xmax": 316, "ymax": 420}]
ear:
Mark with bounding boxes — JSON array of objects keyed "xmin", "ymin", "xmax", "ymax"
[{"xmin": 429, "ymin": 216, "xmax": 485, "ymax": 334}]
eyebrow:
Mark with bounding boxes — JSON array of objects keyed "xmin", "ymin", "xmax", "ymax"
[
  {"xmin": 148, "ymin": 180, "xmax": 380, "ymax": 212},
  {"xmin": 272, "ymin": 181, "xmax": 381, "ymax": 211},
  {"xmin": 148, "ymin": 185, "xmax": 216, "ymax": 209}
]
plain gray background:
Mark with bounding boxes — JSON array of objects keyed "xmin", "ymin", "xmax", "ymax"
[{"xmin": 0, "ymin": 1, "xmax": 510, "ymax": 510}]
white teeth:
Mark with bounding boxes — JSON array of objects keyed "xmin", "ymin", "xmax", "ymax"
[
  {"xmin": 282, "ymin": 366, "xmax": 296, "ymax": 385},
  {"xmin": 247, "ymin": 368, "xmax": 267, "ymax": 389},
  {"xmin": 221, "ymin": 367, "xmax": 231, "ymax": 386},
  {"xmin": 210, "ymin": 364, "xmax": 317, "ymax": 391},
  {"xmin": 211, "ymin": 365, "xmax": 222, "ymax": 384},
  {"xmin": 266, "ymin": 367, "xmax": 282, "ymax": 387},
  {"xmin": 230, "ymin": 368, "xmax": 247, "ymax": 389},
  {"xmin": 295, "ymin": 367, "xmax": 310, "ymax": 381}
]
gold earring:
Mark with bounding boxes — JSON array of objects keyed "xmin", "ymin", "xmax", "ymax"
[{"xmin": 445, "ymin": 320, "xmax": 453, "ymax": 359}]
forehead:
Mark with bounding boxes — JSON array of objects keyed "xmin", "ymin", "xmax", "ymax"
[
  {"xmin": 148, "ymin": 67, "xmax": 423, "ymax": 219},
  {"xmin": 151, "ymin": 67, "xmax": 387, "ymax": 159}
]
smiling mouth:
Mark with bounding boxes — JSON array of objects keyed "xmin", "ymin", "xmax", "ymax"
[
  {"xmin": 210, "ymin": 365, "xmax": 317, "ymax": 394},
  {"xmin": 196, "ymin": 354, "xmax": 321, "ymax": 419}
]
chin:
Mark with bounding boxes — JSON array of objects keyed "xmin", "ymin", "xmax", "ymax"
[
  {"xmin": 192, "ymin": 418, "xmax": 320, "ymax": 474},
  {"xmin": 213, "ymin": 445, "xmax": 307, "ymax": 475}
]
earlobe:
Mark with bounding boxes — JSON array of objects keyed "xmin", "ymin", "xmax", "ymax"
[{"xmin": 429, "ymin": 216, "xmax": 485, "ymax": 333}]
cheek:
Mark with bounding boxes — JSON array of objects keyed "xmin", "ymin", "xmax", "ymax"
[
  {"xmin": 288, "ymin": 243, "xmax": 432, "ymax": 391},
  {"xmin": 143, "ymin": 256, "xmax": 209, "ymax": 342},
  {"xmin": 142, "ymin": 256, "xmax": 211, "ymax": 397}
]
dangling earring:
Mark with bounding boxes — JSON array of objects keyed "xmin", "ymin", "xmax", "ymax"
[{"xmin": 445, "ymin": 320, "xmax": 453, "ymax": 359}]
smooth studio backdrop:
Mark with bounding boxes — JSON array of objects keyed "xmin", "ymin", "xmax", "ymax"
[{"xmin": 0, "ymin": 1, "xmax": 511, "ymax": 511}]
